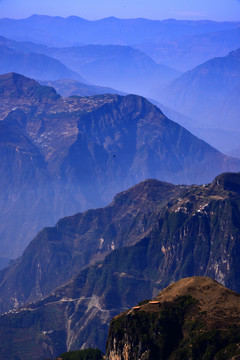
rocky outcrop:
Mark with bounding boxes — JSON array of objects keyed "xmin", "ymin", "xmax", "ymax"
[{"xmin": 106, "ymin": 276, "xmax": 240, "ymax": 360}]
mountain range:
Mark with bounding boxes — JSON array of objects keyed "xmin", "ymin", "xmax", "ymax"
[
  {"xmin": 0, "ymin": 14, "xmax": 240, "ymax": 360},
  {"xmin": 0, "ymin": 16, "xmax": 239, "ymax": 48},
  {"xmin": 1, "ymin": 72, "xmax": 240, "ymax": 258},
  {"xmin": 2, "ymin": 32, "xmax": 238, "ymax": 154},
  {"xmin": 38, "ymin": 44, "xmax": 179, "ymax": 97},
  {"xmin": 0, "ymin": 42, "xmax": 86, "ymax": 82},
  {"xmin": 0, "ymin": 16, "xmax": 239, "ymax": 73},
  {"xmin": 138, "ymin": 26, "xmax": 240, "ymax": 71},
  {"xmin": 1, "ymin": 30, "xmax": 240, "ymax": 133},
  {"xmin": 0, "ymin": 172, "xmax": 240, "ymax": 359},
  {"xmin": 0, "ymin": 36, "xmax": 179, "ymax": 98}
]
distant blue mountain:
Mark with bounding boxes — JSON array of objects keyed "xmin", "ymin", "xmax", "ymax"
[
  {"xmin": 137, "ymin": 27, "xmax": 240, "ymax": 71},
  {"xmin": 160, "ymin": 48, "xmax": 240, "ymax": 153},
  {"xmin": 40, "ymin": 79, "xmax": 125, "ymax": 97},
  {"xmin": 0, "ymin": 15, "xmax": 239, "ymax": 73},
  {"xmin": 0, "ymin": 43, "xmax": 87, "ymax": 82},
  {"xmin": 0, "ymin": 36, "xmax": 180, "ymax": 98},
  {"xmin": 0, "ymin": 15, "xmax": 239, "ymax": 46}
]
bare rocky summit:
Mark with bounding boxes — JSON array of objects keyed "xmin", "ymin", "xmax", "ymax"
[{"xmin": 106, "ymin": 276, "xmax": 240, "ymax": 359}]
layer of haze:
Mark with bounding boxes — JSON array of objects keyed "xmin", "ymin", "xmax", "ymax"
[{"xmin": 0, "ymin": 0, "xmax": 240, "ymax": 21}]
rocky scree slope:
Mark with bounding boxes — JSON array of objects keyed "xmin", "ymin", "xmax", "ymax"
[
  {"xmin": 0, "ymin": 172, "xmax": 240, "ymax": 358},
  {"xmin": 1, "ymin": 72, "xmax": 240, "ymax": 258},
  {"xmin": 106, "ymin": 276, "xmax": 240, "ymax": 360}
]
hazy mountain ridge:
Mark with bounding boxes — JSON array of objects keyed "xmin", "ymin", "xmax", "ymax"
[
  {"xmin": 160, "ymin": 48, "xmax": 240, "ymax": 153},
  {"xmin": 0, "ymin": 36, "xmax": 180, "ymax": 97},
  {"xmin": 161, "ymin": 48, "xmax": 240, "ymax": 128},
  {"xmin": 0, "ymin": 43, "xmax": 86, "ymax": 82},
  {"xmin": 41, "ymin": 44, "xmax": 179, "ymax": 97},
  {"xmin": 0, "ymin": 172, "xmax": 240, "ymax": 358},
  {"xmin": 40, "ymin": 79, "xmax": 125, "ymax": 97},
  {"xmin": 0, "ymin": 16, "xmax": 239, "ymax": 75},
  {"xmin": 138, "ymin": 26, "xmax": 240, "ymax": 71},
  {"xmin": 0, "ymin": 16, "xmax": 239, "ymax": 47}
]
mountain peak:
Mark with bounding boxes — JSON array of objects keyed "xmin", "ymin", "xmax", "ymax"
[
  {"xmin": 0, "ymin": 72, "xmax": 59, "ymax": 102},
  {"xmin": 107, "ymin": 277, "xmax": 240, "ymax": 359},
  {"xmin": 213, "ymin": 172, "xmax": 240, "ymax": 192},
  {"xmin": 123, "ymin": 276, "xmax": 240, "ymax": 321},
  {"xmin": 156, "ymin": 276, "xmax": 236, "ymax": 305}
]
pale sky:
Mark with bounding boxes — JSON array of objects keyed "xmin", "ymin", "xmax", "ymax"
[{"xmin": 0, "ymin": 0, "xmax": 239, "ymax": 21}]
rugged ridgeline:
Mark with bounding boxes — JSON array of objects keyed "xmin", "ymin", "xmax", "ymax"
[
  {"xmin": 106, "ymin": 276, "xmax": 240, "ymax": 360},
  {"xmin": 160, "ymin": 48, "xmax": 240, "ymax": 153},
  {"xmin": 1, "ymin": 72, "xmax": 240, "ymax": 258},
  {"xmin": 0, "ymin": 179, "xmax": 183, "ymax": 313},
  {"xmin": 0, "ymin": 172, "xmax": 240, "ymax": 359}
]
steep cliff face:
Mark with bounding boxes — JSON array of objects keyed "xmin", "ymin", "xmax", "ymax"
[
  {"xmin": 0, "ymin": 179, "xmax": 182, "ymax": 313},
  {"xmin": 0, "ymin": 173, "xmax": 240, "ymax": 359},
  {"xmin": 1, "ymin": 72, "xmax": 240, "ymax": 258},
  {"xmin": 106, "ymin": 277, "xmax": 240, "ymax": 360}
]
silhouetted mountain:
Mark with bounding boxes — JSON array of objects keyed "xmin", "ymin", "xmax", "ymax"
[
  {"xmin": 1, "ymin": 172, "xmax": 240, "ymax": 358},
  {"xmin": 1, "ymin": 72, "xmax": 240, "ymax": 259},
  {"xmin": 0, "ymin": 44, "xmax": 86, "ymax": 82},
  {"xmin": 160, "ymin": 48, "xmax": 240, "ymax": 153},
  {"xmin": 106, "ymin": 277, "xmax": 240, "ymax": 359}
]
